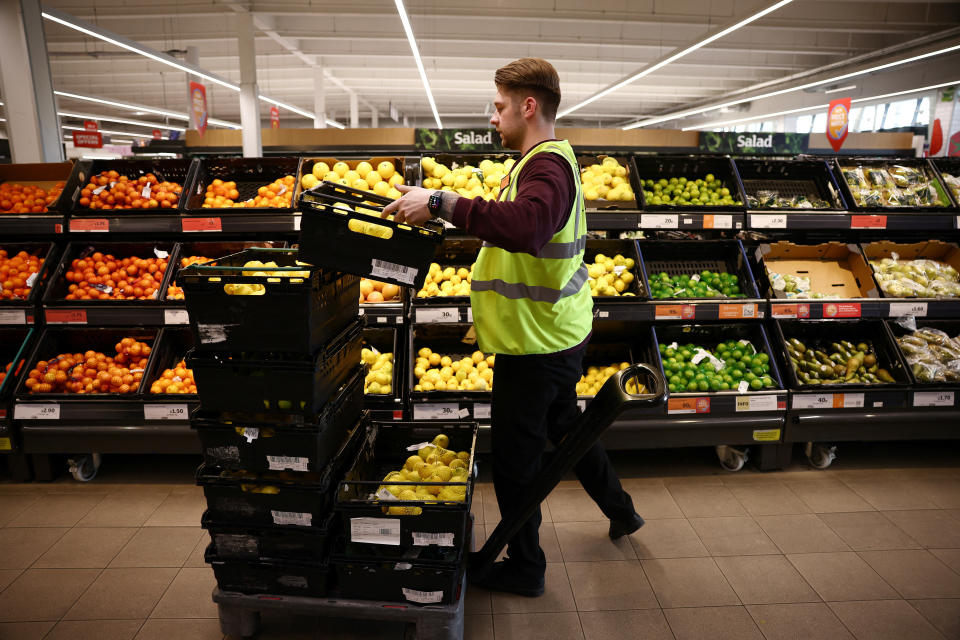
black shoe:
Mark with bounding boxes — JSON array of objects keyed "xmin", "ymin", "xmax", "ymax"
[
  {"xmin": 469, "ymin": 560, "xmax": 545, "ymax": 597},
  {"xmin": 609, "ymin": 512, "xmax": 645, "ymax": 539}
]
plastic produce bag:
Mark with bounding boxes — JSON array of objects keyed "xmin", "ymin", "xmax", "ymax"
[
  {"xmin": 869, "ymin": 252, "xmax": 960, "ymax": 299},
  {"xmin": 896, "ymin": 327, "xmax": 960, "ymax": 383}
]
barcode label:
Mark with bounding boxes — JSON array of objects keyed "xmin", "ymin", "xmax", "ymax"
[
  {"xmin": 267, "ymin": 455, "xmax": 310, "ymax": 472},
  {"xmin": 351, "ymin": 517, "xmax": 401, "ymax": 545},
  {"xmin": 412, "ymin": 531, "xmax": 455, "ymax": 547},
  {"xmin": 402, "ymin": 588, "xmax": 444, "ymax": 604},
  {"xmin": 164, "ymin": 309, "xmax": 189, "ymax": 325},
  {"xmin": 0, "ymin": 310, "xmax": 27, "ymax": 324},
  {"xmin": 370, "ymin": 259, "xmax": 417, "ymax": 285},
  {"xmin": 271, "ymin": 510, "xmax": 312, "ymax": 527}
]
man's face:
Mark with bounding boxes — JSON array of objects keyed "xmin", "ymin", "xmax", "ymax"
[{"xmin": 490, "ymin": 89, "xmax": 524, "ymax": 151}]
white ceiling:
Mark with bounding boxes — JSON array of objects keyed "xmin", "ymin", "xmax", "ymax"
[{"xmin": 4, "ymin": 0, "xmax": 960, "ymax": 137}]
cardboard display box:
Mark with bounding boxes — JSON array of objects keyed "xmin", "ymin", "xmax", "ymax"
[
  {"xmin": 757, "ymin": 241, "xmax": 879, "ymax": 299},
  {"xmin": 0, "ymin": 162, "xmax": 74, "ymax": 211}
]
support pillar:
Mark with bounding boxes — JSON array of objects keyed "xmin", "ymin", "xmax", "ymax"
[
  {"xmin": 350, "ymin": 93, "xmax": 359, "ymax": 129},
  {"xmin": 236, "ymin": 11, "xmax": 262, "ymax": 157},
  {"xmin": 313, "ymin": 66, "xmax": 327, "ymax": 128},
  {"xmin": 371, "ymin": 108, "xmax": 378, "ymax": 128}
]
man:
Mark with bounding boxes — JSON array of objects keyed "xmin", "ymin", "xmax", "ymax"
[{"xmin": 383, "ymin": 58, "xmax": 644, "ymax": 598}]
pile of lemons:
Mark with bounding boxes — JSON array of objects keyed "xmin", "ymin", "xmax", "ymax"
[
  {"xmin": 301, "ymin": 160, "xmax": 404, "ymax": 199},
  {"xmin": 224, "ymin": 260, "xmax": 310, "ymax": 296},
  {"xmin": 418, "ymin": 262, "xmax": 472, "ymax": 298},
  {"xmin": 361, "ymin": 347, "xmax": 393, "ymax": 395},
  {"xmin": 581, "ymin": 157, "xmax": 635, "ymax": 203},
  {"xmin": 577, "ymin": 362, "xmax": 646, "ymax": 396},
  {"xmin": 420, "ymin": 157, "xmax": 514, "ymax": 201},
  {"xmin": 376, "ymin": 434, "xmax": 471, "ymax": 514},
  {"xmin": 414, "ymin": 348, "xmax": 494, "ymax": 392},
  {"xmin": 587, "ymin": 253, "xmax": 637, "ymax": 297}
]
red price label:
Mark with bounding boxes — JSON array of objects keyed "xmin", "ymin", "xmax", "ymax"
[
  {"xmin": 45, "ymin": 309, "xmax": 87, "ymax": 324},
  {"xmin": 69, "ymin": 218, "xmax": 109, "ymax": 232},
  {"xmin": 822, "ymin": 302, "xmax": 861, "ymax": 318},
  {"xmin": 667, "ymin": 397, "xmax": 711, "ymax": 414},
  {"xmin": 850, "ymin": 215, "xmax": 887, "ymax": 229},
  {"xmin": 182, "ymin": 217, "xmax": 222, "ymax": 232},
  {"xmin": 655, "ymin": 305, "xmax": 683, "ymax": 319}
]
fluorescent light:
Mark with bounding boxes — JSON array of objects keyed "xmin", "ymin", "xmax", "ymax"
[
  {"xmin": 54, "ymin": 91, "xmax": 242, "ymax": 129},
  {"xmin": 62, "ymin": 124, "xmax": 166, "ymax": 140},
  {"xmin": 58, "ymin": 110, "xmax": 187, "ymax": 132},
  {"xmin": 627, "ymin": 42, "xmax": 960, "ymax": 129},
  {"xmin": 824, "ymin": 84, "xmax": 857, "ymax": 94},
  {"xmin": 326, "ymin": 119, "xmax": 346, "ymax": 129},
  {"xmin": 111, "ymin": 139, "xmax": 135, "ymax": 144},
  {"xmin": 258, "ymin": 94, "xmax": 314, "ymax": 120},
  {"xmin": 558, "ymin": 0, "xmax": 794, "ymax": 119},
  {"xmin": 394, "ymin": 0, "xmax": 442, "ymax": 128}
]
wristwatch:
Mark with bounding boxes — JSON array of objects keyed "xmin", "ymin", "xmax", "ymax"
[{"xmin": 427, "ymin": 191, "xmax": 443, "ymax": 216}]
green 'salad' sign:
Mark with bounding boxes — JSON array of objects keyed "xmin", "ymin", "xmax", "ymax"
[
  {"xmin": 416, "ymin": 128, "xmax": 503, "ymax": 151},
  {"xmin": 699, "ymin": 132, "xmax": 810, "ymax": 154}
]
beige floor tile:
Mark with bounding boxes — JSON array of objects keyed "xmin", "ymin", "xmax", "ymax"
[
  {"xmin": 110, "ymin": 527, "xmax": 204, "ymax": 568},
  {"xmin": 564, "ymin": 560, "xmax": 659, "ymax": 611},
  {"xmin": 0, "ymin": 621, "xmax": 55, "ymax": 640},
  {"xmin": 539, "ymin": 523, "xmax": 563, "ymax": 563},
  {"xmin": 0, "ymin": 528, "xmax": 69, "ymax": 569},
  {"xmin": 578, "ymin": 609, "xmax": 675, "ymax": 640},
  {"xmin": 64, "ymin": 567, "xmax": 178, "ymax": 620},
  {"xmin": 688, "ymin": 516, "xmax": 779, "ymax": 556},
  {"xmin": 554, "ymin": 521, "xmax": 636, "ymax": 562},
  {"xmin": 490, "ymin": 563, "xmax": 576, "ymax": 615},
  {"xmin": 919, "ymin": 479, "xmax": 960, "ymax": 509},
  {"xmin": 664, "ymin": 605, "xmax": 764, "ymax": 640},
  {"xmin": 715, "ymin": 555, "xmax": 820, "ymax": 605},
  {"xmin": 908, "ymin": 599, "xmax": 960, "ymax": 640},
  {"xmin": 6, "ymin": 493, "xmax": 106, "ymax": 527},
  {"xmin": 77, "ymin": 491, "xmax": 170, "ymax": 528},
  {"xmin": 641, "ymin": 557, "xmax": 739, "ymax": 608},
  {"xmin": 149, "ymin": 567, "xmax": 219, "ymax": 619},
  {"xmin": 755, "ymin": 514, "xmax": 850, "ymax": 554},
  {"xmin": 0, "ymin": 571, "xmax": 20, "ymax": 594},
  {"xmin": 464, "ymin": 614, "xmax": 494, "ymax": 640},
  {"xmin": 184, "ymin": 536, "xmax": 210, "ymax": 568},
  {"xmin": 133, "ymin": 618, "xmax": 223, "ymax": 640},
  {"xmin": 843, "ymin": 480, "xmax": 940, "ymax": 511},
  {"xmin": 662, "ymin": 475, "xmax": 725, "ymax": 487},
  {"xmin": 0, "ymin": 495, "xmax": 40, "ymax": 527},
  {"xmin": 859, "ymin": 549, "xmax": 960, "ymax": 599},
  {"xmin": 142, "ymin": 493, "xmax": 205, "ymax": 527},
  {"xmin": 629, "ymin": 518, "xmax": 709, "ymax": 559},
  {"xmin": 930, "ymin": 549, "xmax": 960, "ymax": 573},
  {"xmin": 747, "ymin": 602, "xmax": 854, "ymax": 640},
  {"xmin": 728, "ymin": 483, "xmax": 812, "ymax": 517},
  {"xmin": 618, "ymin": 483, "xmax": 684, "ymax": 519},
  {"xmin": 43, "ymin": 619, "xmax": 144, "ymax": 640},
  {"xmin": 883, "ymin": 510, "xmax": 960, "ymax": 548},
  {"xmin": 667, "ymin": 484, "xmax": 747, "ymax": 518},
  {"xmin": 493, "ymin": 611, "xmax": 584, "ymax": 640},
  {"xmin": 829, "ymin": 599, "xmax": 945, "ymax": 640},
  {"xmin": 465, "ymin": 583, "xmax": 492, "ymax": 615},
  {"xmin": 0, "ymin": 568, "xmax": 100, "ymax": 622},
  {"xmin": 784, "ymin": 480, "xmax": 875, "ymax": 514},
  {"xmin": 482, "ymin": 492, "xmax": 501, "ymax": 525},
  {"xmin": 546, "ymin": 489, "xmax": 603, "ymax": 523},
  {"xmin": 818, "ymin": 512, "xmax": 921, "ymax": 551},
  {"xmin": 35, "ymin": 527, "xmax": 136, "ymax": 569},
  {"xmin": 786, "ymin": 552, "xmax": 899, "ymax": 602}
]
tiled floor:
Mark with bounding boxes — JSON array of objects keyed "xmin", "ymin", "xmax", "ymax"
[{"xmin": 0, "ymin": 445, "xmax": 957, "ymax": 640}]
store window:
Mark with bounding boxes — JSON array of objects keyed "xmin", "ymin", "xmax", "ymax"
[
  {"xmin": 848, "ymin": 108, "xmax": 861, "ymax": 133},
  {"xmin": 882, "ymin": 99, "xmax": 916, "ymax": 129},
  {"xmin": 916, "ymin": 97, "xmax": 930, "ymax": 126},
  {"xmin": 873, "ymin": 104, "xmax": 888, "ymax": 131},
  {"xmin": 795, "ymin": 114, "xmax": 813, "ymax": 134},
  {"xmin": 858, "ymin": 105, "xmax": 876, "ymax": 132},
  {"xmin": 812, "ymin": 112, "xmax": 827, "ymax": 133}
]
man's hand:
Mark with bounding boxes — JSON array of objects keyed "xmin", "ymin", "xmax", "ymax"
[{"xmin": 381, "ymin": 184, "xmax": 434, "ymax": 225}]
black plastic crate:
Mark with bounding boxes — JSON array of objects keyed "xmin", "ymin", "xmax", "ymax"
[
  {"xmin": 632, "ymin": 155, "xmax": 746, "ymax": 212},
  {"xmin": 884, "ymin": 319, "xmax": 960, "ymax": 388},
  {"xmin": 362, "ymin": 327, "xmax": 403, "ymax": 411},
  {"xmin": 408, "ymin": 323, "xmax": 494, "ymax": 402},
  {"xmin": 64, "ymin": 158, "xmax": 193, "ymax": 214},
  {"xmin": 193, "ymin": 366, "xmax": 364, "ymax": 472},
  {"xmin": 180, "ymin": 247, "xmax": 358, "ymax": 355},
  {"xmin": 734, "ymin": 158, "xmax": 846, "ymax": 211},
  {"xmin": 637, "ymin": 239, "xmax": 759, "ymax": 300},
  {"xmin": 577, "ymin": 153, "xmax": 641, "ymax": 210},
  {"xmin": 0, "ymin": 242, "xmax": 59, "ymax": 305},
  {"xmin": 833, "ymin": 158, "xmax": 954, "ymax": 212},
  {"xmin": 206, "ymin": 543, "xmax": 330, "ymax": 597},
  {"xmin": 183, "ymin": 157, "xmax": 304, "ymax": 214},
  {"xmin": 197, "ymin": 413, "xmax": 368, "ymax": 528},
  {"xmin": 203, "ymin": 510, "xmax": 336, "ymax": 562},
  {"xmin": 42, "ymin": 242, "xmax": 176, "ymax": 305},
  {"xmin": 188, "ymin": 319, "xmax": 363, "ymax": 416},
  {"xmin": 584, "ymin": 238, "xmax": 648, "ymax": 301},
  {"xmin": 163, "ymin": 240, "xmax": 287, "ymax": 302},
  {"xmin": 929, "ymin": 158, "xmax": 960, "ymax": 208},
  {"xmin": 297, "ymin": 182, "xmax": 445, "ymax": 290},
  {"xmin": 336, "ymin": 422, "xmax": 476, "ymax": 551},
  {"xmin": 412, "ymin": 237, "xmax": 479, "ymax": 304}
]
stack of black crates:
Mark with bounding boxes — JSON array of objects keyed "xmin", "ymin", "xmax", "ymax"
[{"xmin": 180, "ymin": 247, "xmax": 365, "ymax": 597}]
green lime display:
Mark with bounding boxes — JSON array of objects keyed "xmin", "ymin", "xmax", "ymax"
[
  {"xmin": 642, "ymin": 174, "xmax": 743, "ymax": 207},
  {"xmin": 659, "ymin": 340, "xmax": 776, "ymax": 394},
  {"xmin": 649, "ymin": 271, "xmax": 745, "ymax": 299},
  {"xmin": 785, "ymin": 337, "xmax": 895, "ymax": 385}
]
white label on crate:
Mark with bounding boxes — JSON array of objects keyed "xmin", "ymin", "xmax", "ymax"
[
  {"xmin": 889, "ymin": 302, "xmax": 928, "ymax": 318},
  {"xmin": 412, "ymin": 531, "xmax": 455, "ymax": 547},
  {"xmin": 578, "ymin": 399, "xmax": 587, "ymax": 411},
  {"xmin": 792, "ymin": 394, "xmax": 832, "ymax": 410},
  {"xmin": 841, "ymin": 393, "xmax": 865, "ymax": 409},
  {"xmin": 197, "ymin": 323, "xmax": 229, "ymax": 344},
  {"xmin": 141, "ymin": 182, "xmax": 152, "ymax": 198},
  {"xmin": 914, "ymin": 391, "xmax": 955, "ymax": 407},
  {"xmin": 153, "ymin": 248, "xmax": 169, "ymax": 259},
  {"xmin": 402, "ymin": 588, "xmax": 444, "ymax": 604},
  {"xmin": 0, "ymin": 310, "xmax": 26, "ymax": 325},
  {"xmin": 14, "ymin": 404, "xmax": 60, "ymax": 420},
  {"xmin": 738, "ymin": 381, "xmax": 750, "ymax": 394},
  {"xmin": 242, "ymin": 427, "xmax": 259, "ymax": 443},
  {"xmin": 712, "ymin": 215, "xmax": 733, "ymax": 229},
  {"xmin": 394, "ymin": 563, "xmax": 413, "ymax": 571},
  {"xmin": 406, "ymin": 441, "xmax": 436, "ymax": 452},
  {"xmin": 376, "ymin": 488, "xmax": 399, "ymax": 501},
  {"xmin": 458, "ymin": 408, "xmax": 469, "ymax": 418},
  {"xmin": 267, "ymin": 456, "xmax": 310, "ymax": 472},
  {"xmin": 293, "ymin": 215, "xmax": 302, "ymax": 232},
  {"xmin": 736, "ymin": 395, "xmax": 778, "ymax": 412},
  {"xmin": 474, "ymin": 403, "xmax": 491, "ymax": 420},
  {"xmin": 751, "ymin": 214, "xmax": 787, "ymax": 229},
  {"xmin": 164, "ymin": 309, "xmax": 189, "ymax": 325},
  {"xmin": 413, "ymin": 404, "xmax": 459, "ymax": 420},
  {"xmin": 271, "ymin": 510, "xmax": 313, "ymax": 527},
  {"xmin": 466, "ymin": 307, "xmax": 473, "ymax": 323},
  {"xmin": 640, "ymin": 214, "xmax": 678, "ymax": 229},
  {"xmin": 376, "ymin": 316, "xmax": 388, "ymax": 324},
  {"xmin": 26, "ymin": 272, "xmax": 38, "ymax": 288},
  {"xmin": 415, "ymin": 307, "xmax": 458, "ymax": 323},
  {"xmin": 351, "ymin": 517, "xmax": 401, "ymax": 546},
  {"xmin": 370, "ymin": 259, "xmax": 417, "ymax": 285},
  {"xmin": 143, "ymin": 404, "xmax": 188, "ymax": 421}
]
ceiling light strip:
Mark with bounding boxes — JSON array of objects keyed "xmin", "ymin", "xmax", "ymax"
[
  {"xmin": 58, "ymin": 110, "xmax": 187, "ymax": 132},
  {"xmin": 62, "ymin": 124, "xmax": 167, "ymax": 139},
  {"xmin": 54, "ymin": 91, "xmax": 241, "ymax": 129},
  {"xmin": 394, "ymin": 0, "xmax": 442, "ymax": 128}
]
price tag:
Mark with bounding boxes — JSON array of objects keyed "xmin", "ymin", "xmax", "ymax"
[
  {"xmin": 792, "ymin": 394, "xmax": 832, "ymax": 410},
  {"xmin": 413, "ymin": 403, "xmax": 460, "ymax": 420},
  {"xmin": 271, "ymin": 511, "xmax": 313, "ymax": 527},
  {"xmin": 143, "ymin": 404, "xmax": 188, "ymax": 420},
  {"xmin": 833, "ymin": 393, "xmax": 864, "ymax": 409},
  {"xmin": 267, "ymin": 455, "xmax": 310, "ymax": 472},
  {"xmin": 752, "ymin": 428, "xmax": 782, "ymax": 442},
  {"xmin": 703, "ymin": 214, "xmax": 733, "ymax": 229},
  {"xmin": 242, "ymin": 427, "xmax": 259, "ymax": 443},
  {"xmin": 888, "ymin": 302, "xmax": 928, "ymax": 318},
  {"xmin": 474, "ymin": 403, "xmax": 491, "ymax": 420},
  {"xmin": 69, "ymin": 218, "xmax": 109, "ymax": 232},
  {"xmin": 0, "ymin": 310, "xmax": 27, "ymax": 325},
  {"xmin": 655, "ymin": 304, "xmax": 695, "ymax": 320},
  {"xmin": 640, "ymin": 214, "xmax": 678, "ymax": 229},
  {"xmin": 292, "ymin": 215, "xmax": 302, "ymax": 232},
  {"xmin": 411, "ymin": 531, "xmax": 455, "ymax": 547},
  {"xmin": 577, "ymin": 399, "xmax": 587, "ymax": 411},
  {"xmin": 415, "ymin": 307, "xmax": 459, "ymax": 323},
  {"xmin": 751, "ymin": 214, "xmax": 787, "ymax": 229},
  {"xmin": 771, "ymin": 303, "xmax": 810, "ymax": 319},
  {"xmin": 351, "ymin": 517, "xmax": 401, "ymax": 546},
  {"xmin": 466, "ymin": 307, "xmax": 473, "ymax": 323},
  {"xmin": 14, "ymin": 404, "xmax": 60, "ymax": 420},
  {"xmin": 164, "ymin": 309, "xmax": 190, "ymax": 325},
  {"xmin": 735, "ymin": 395, "xmax": 779, "ymax": 412},
  {"xmin": 719, "ymin": 303, "xmax": 757, "ymax": 319},
  {"xmin": 913, "ymin": 391, "xmax": 954, "ymax": 407},
  {"xmin": 0, "ymin": 437, "xmax": 11, "ymax": 451},
  {"xmin": 850, "ymin": 214, "xmax": 887, "ymax": 229},
  {"xmin": 402, "ymin": 588, "xmax": 444, "ymax": 604},
  {"xmin": 667, "ymin": 397, "xmax": 710, "ymax": 414},
  {"xmin": 182, "ymin": 217, "xmax": 223, "ymax": 232},
  {"xmin": 45, "ymin": 309, "xmax": 87, "ymax": 324}
]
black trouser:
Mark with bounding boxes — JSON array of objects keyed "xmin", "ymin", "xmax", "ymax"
[{"xmin": 490, "ymin": 347, "xmax": 636, "ymax": 581}]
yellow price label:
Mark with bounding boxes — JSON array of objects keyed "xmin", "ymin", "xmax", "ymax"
[
  {"xmin": 0, "ymin": 437, "xmax": 11, "ymax": 451},
  {"xmin": 752, "ymin": 429, "xmax": 781, "ymax": 442}
]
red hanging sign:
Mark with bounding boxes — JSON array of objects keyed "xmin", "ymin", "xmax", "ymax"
[
  {"xmin": 83, "ymin": 119, "xmax": 98, "ymax": 132},
  {"xmin": 152, "ymin": 129, "xmax": 162, "ymax": 140},
  {"xmin": 190, "ymin": 81, "xmax": 208, "ymax": 137},
  {"xmin": 270, "ymin": 106, "xmax": 280, "ymax": 129},
  {"xmin": 826, "ymin": 98, "xmax": 851, "ymax": 153},
  {"xmin": 72, "ymin": 131, "xmax": 103, "ymax": 148},
  {"xmin": 930, "ymin": 118, "xmax": 944, "ymax": 156}
]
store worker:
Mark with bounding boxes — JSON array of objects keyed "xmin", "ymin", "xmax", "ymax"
[{"xmin": 382, "ymin": 58, "xmax": 645, "ymax": 598}]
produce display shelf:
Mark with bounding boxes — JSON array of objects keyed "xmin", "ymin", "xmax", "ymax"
[
  {"xmin": 784, "ymin": 408, "xmax": 959, "ymax": 443},
  {"xmin": 412, "ymin": 304, "xmax": 473, "ymax": 324},
  {"xmin": 359, "ymin": 303, "xmax": 406, "ymax": 325},
  {"xmin": 748, "ymin": 211, "xmax": 958, "ymax": 231},
  {"xmin": 67, "ymin": 214, "xmax": 181, "ymax": 235},
  {"xmin": 179, "ymin": 213, "xmax": 302, "ymax": 234},
  {"xmin": 40, "ymin": 305, "xmax": 189, "ymax": 327},
  {"xmin": 0, "ymin": 215, "xmax": 66, "ymax": 235},
  {"xmin": 636, "ymin": 211, "xmax": 745, "ymax": 231},
  {"xmin": 600, "ymin": 413, "xmax": 786, "ymax": 449},
  {"xmin": 19, "ymin": 422, "xmax": 199, "ymax": 454},
  {"xmin": 586, "ymin": 212, "xmax": 640, "ymax": 229}
]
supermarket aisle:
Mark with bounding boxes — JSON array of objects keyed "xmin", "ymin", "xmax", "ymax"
[{"xmin": 0, "ymin": 446, "xmax": 957, "ymax": 640}]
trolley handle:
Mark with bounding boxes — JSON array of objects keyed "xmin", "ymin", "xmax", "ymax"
[{"xmin": 601, "ymin": 363, "xmax": 666, "ymax": 409}]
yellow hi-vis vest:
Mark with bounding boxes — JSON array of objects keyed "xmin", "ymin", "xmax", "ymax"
[{"xmin": 469, "ymin": 139, "xmax": 592, "ymax": 355}]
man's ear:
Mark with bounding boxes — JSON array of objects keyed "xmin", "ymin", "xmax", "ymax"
[{"xmin": 522, "ymin": 96, "xmax": 539, "ymax": 121}]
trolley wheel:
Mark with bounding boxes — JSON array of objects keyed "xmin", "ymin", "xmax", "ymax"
[
  {"xmin": 715, "ymin": 445, "xmax": 749, "ymax": 472},
  {"xmin": 804, "ymin": 443, "xmax": 837, "ymax": 470},
  {"xmin": 68, "ymin": 453, "xmax": 101, "ymax": 482}
]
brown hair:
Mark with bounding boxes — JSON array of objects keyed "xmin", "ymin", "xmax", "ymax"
[{"xmin": 494, "ymin": 58, "xmax": 561, "ymax": 121}]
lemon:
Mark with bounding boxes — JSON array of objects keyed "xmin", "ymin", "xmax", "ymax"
[
  {"xmin": 389, "ymin": 174, "xmax": 404, "ymax": 186},
  {"xmin": 352, "ymin": 178, "xmax": 370, "ymax": 191},
  {"xmin": 344, "ymin": 170, "xmax": 361, "ymax": 184},
  {"xmin": 364, "ymin": 170, "xmax": 381, "ymax": 187},
  {"xmin": 323, "ymin": 171, "xmax": 340, "ymax": 183},
  {"xmin": 479, "ymin": 159, "xmax": 494, "ymax": 173},
  {"xmin": 333, "ymin": 162, "xmax": 349, "ymax": 177},
  {"xmin": 356, "ymin": 161, "xmax": 373, "ymax": 176},
  {"xmin": 441, "ymin": 172, "xmax": 455, "ymax": 187},
  {"xmin": 301, "ymin": 174, "xmax": 319, "ymax": 190},
  {"xmin": 373, "ymin": 181, "xmax": 390, "ymax": 196},
  {"xmin": 421, "ymin": 157, "xmax": 436, "ymax": 173},
  {"xmin": 312, "ymin": 162, "xmax": 330, "ymax": 179},
  {"xmin": 453, "ymin": 174, "xmax": 468, "ymax": 189},
  {"xmin": 379, "ymin": 161, "xmax": 395, "ymax": 180},
  {"xmin": 585, "ymin": 187, "xmax": 599, "ymax": 201},
  {"xmin": 387, "ymin": 187, "xmax": 402, "ymax": 200}
]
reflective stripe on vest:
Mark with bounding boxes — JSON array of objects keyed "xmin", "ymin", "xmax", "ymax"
[
  {"xmin": 470, "ymin": 263, "xmax": 589, "ymax": 304},
  {"xmin": 481, "ymin": 235, "xmax": 586, "ymax": 259}
]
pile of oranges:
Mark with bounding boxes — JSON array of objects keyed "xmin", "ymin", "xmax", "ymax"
[
  {"xmin": 77, "ymin": 171, "xmax": 182, "ymax": 210},
  {"xmin": 202, "ymin": 175, "xmax": 295, "ymax": 208},
  {"xmin": 0, "ymin": 362, "xmax": 11, "ymax": 388},
  {"xmin": 166, "ymin": 255, "xmax": 212, "ymax": 300},
  {"xmin": 0, "ymin": 249, "xmax": 44, "ymax": 300},
  {"xmin": 360, "ymin": 278, "xmax": 401, "ymax": 303},
  {"xmin": 149, "ymin": 360, "xmax": 197, "ymax": 394},
  {"xmin": 25, "ymin": 337, "xmax": 151, "ymax": 394},
  {"xmin": 0, "ymin": 182, "xmax": 65, "ymax": 214},
  {"xmin": 63, "ymin": 251, "xmax": 168, "ymax": 301}
]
